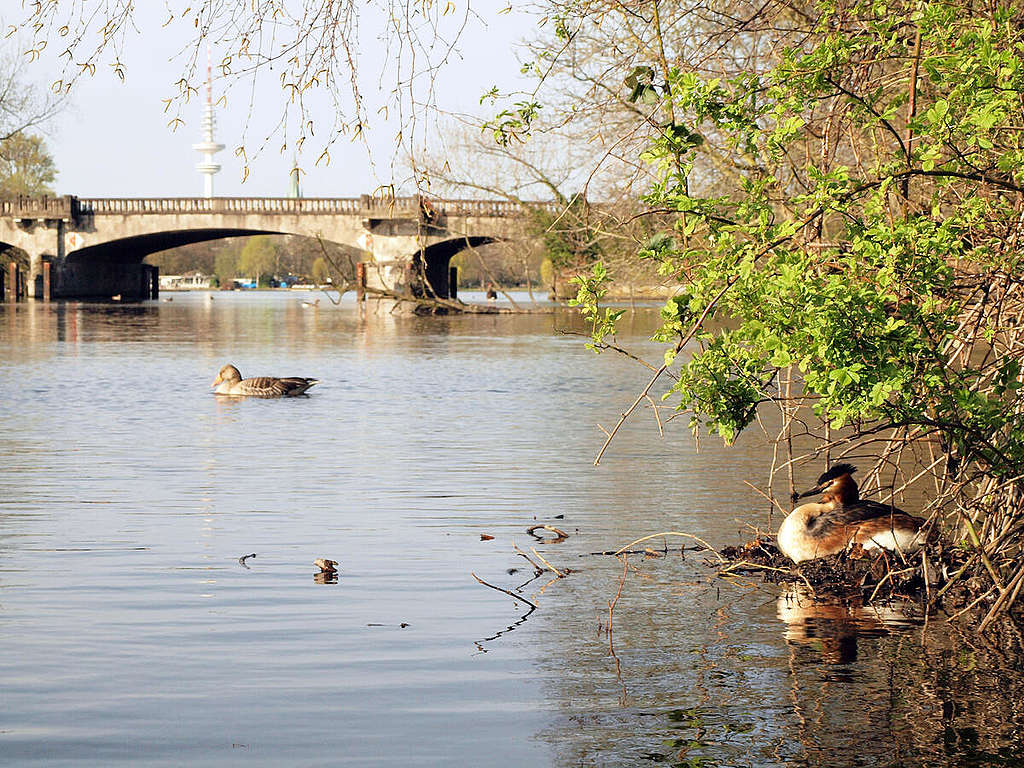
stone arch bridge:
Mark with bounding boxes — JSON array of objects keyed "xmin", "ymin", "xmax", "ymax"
[{"xmin": 0, "ymin": 194, "xmax": 558, "ymax": 299}]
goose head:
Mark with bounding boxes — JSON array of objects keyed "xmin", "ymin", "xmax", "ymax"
[{"xmin": 212, "ymin": 364, "xmax": 242, "ymax": 387}]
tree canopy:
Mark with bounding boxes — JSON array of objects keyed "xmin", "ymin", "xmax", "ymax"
[
  {"xmin": 0, "ymin": 133, "xmax": 57, "ymax": 196},
  {"xmin": 237, "ymin": 236, "xmax": 279, "ymax": 285}
]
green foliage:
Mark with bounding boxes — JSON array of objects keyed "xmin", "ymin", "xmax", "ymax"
[
  {"xmin": 576, "ymin": 0, "xmax": 1024, "ymax": 476},
  {"xmin": 483, "ymin": 100, "xmax": 542, "ymax": 147},
  {"xmin": 529, "ymin": 194, "xmax": 601, "ymax": 271},
  {"xmin": 624, "ymin": 65, "xmax": 659, "ymax": 104},
  {"xmin": 539, "ymin": 257, "xmax": 555, "ymax": 289},
  {"xmin": 569, "ymin": 262, "xmax": 625, "ymax": 351},
  {"xmin": 214, "ymin": 250, "xmax": 238, "ymax": 280},
  {"xmin": 311, "ymin": 256, "xmax": 330, "ymax": 284},
  {"xmin": 0, "ymin": 133, "xmax": 56, "ymax": 196},
  {"xmin": 237, "ymin": 236, "xmax": 278, "ymax": 283}
]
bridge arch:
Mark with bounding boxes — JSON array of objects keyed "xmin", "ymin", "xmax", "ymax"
[
  {"xmin": 66, "ymin": 228, "xmax": 270, "ymax": 263},
  {"xmin": 0, "ymin": 241, "xmax": 29, "ymax": 297},
  {"xmin": 416, "ymin": 236, "xmax": 499, "ymax": 298}
]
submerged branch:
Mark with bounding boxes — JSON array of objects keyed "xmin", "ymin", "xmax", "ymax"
[
  {"xmin": 471, "ymin": 572, "xmax": 539, "ymax": 610},
  {"xmin": 615, "ymin": 531, "xmax": 726, "ymax": 563}
]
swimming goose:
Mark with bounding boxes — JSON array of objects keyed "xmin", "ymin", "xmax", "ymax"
[
  {"xmin": 777, "ymin": 463, "xmax": 926, "ymax": 563},
  {"xmin": 212, "ymin": 363, "xmax": 319, "ymax": 397}
]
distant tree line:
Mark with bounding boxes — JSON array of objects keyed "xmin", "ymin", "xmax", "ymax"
[{"xmin": 146, "ymin": 235, "xmax": 335, "ymax": 287}]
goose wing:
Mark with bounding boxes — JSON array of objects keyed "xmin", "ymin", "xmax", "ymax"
[
  {"xmin": 232, "ymin": 376, "xmax": 285, "ymax": 396},
  {"xmin": 275, "ymin": 377, "xmax": 319, "ymax": 396},
  {"xmin": 234, "ymin": 376, "xmax": 316, "ymax": 397}
]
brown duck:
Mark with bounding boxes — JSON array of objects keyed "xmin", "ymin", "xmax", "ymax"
[
  {"xmin": 777, "ymin": 463, "xmax": 926, "ymax": 563},
  {"xmin": 212, "ymin": 363, "xmax": 319, "ymax": 397},
  {"xmin": 314, "ymin": 558, "xmax": 338, "ymax": 573}
]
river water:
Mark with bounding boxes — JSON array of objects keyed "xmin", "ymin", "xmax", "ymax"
[{"xmin": 1, "ymin": 291, "xmax": 1022, "ymax": 767}]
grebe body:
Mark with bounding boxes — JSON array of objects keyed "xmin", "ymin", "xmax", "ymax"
[{"xmin": 777, "ymin": 464, "xmax": 926, "ymax": 563}]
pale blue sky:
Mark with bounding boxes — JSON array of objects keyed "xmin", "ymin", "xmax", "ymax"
[{"xmin": 6, "ymin": 4, "xmax": 539, "ymax": 199}]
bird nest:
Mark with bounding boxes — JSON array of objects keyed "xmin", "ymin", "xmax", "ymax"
[{"xmin": 717, "ymin": 537, "xmax": 960, "ymax": 603}]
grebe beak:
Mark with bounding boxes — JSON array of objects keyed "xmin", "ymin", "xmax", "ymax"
[
  {"xmin": 791, "ymin": 483, "xmax": 826, "ymax": 503},
  {"xmin": 212, "ymin": 373, "xmax": 222, "ymax": 386}
]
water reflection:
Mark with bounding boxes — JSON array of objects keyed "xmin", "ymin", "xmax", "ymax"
[
  {"xmin": 2, "ymin": 293, "xmax": 1023, "ymax": 767},
  {"xmin": 776, "ymin": 585, "xmax": 921, "ymax": 665}
]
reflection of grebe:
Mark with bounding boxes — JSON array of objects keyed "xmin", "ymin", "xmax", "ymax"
[
  {"xmin": 212, "ymin": 363, "xmax": 319, "ymax": 397},
  {"xmin": 778, "ymin": 464, "xmax": 926, "ymax": 563},
  {"xmin": 776, "ymin": 585, "xmax": 919, "ymax": 664}
]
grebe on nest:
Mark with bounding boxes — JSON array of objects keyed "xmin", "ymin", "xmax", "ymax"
[{"xmin": 777, "ymin": 463, "xmax": 926, "ymax": 563}]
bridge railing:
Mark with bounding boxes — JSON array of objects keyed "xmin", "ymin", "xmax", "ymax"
[
  {"xmin": 3, "ymin": 195, "xmax": 571, "ymax": 219},
  {"xmin": 360, "ymin": 195, "xmax": 565, "ymax": 217},
  {"xmin": 440, "ymin": 199, "xmax": 564, "ymax": 216},
  {"xmin": 0, "ymin": 195, "xmax": 75, "ymax": 220},
  {"xmin": 76, "ymin": 197, "xmax": 367, "ymax": 215}
]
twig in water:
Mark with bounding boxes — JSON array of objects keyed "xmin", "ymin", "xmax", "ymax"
[
  {"xmin": 471, "ymin": 572, "xmax": 539, "ymax": 610},
  {"xmin": 614, "ymin": 531, "xmax": 726, "ymax": 563},
  {"xmin": 608, "ymin": 555, "xmax": 628, "ymax": 655},
  {"xmin": 238, "ymin": 553, "xmax": 257, "ymax": 568},
  {"xmin": 515, "ymin": 570, "xmax": 546, "ymax": 592},
  {"xmin": 717, "ymin": 560, "xmax": 815, "ymax": 594},
  {"xmin": 513, "ymin": 544, "xmax": 545, "ymax": 574},
  {"xmin": 530, "ymin": 546, "xmax": 565, "ymax": 577},
  {"xmin": 527, "ymin": 524, "xmax": 569, "ymax": 541},
  {"xmin": 867, "ymin": 565, "xmax": 918, "ymax": 603}
]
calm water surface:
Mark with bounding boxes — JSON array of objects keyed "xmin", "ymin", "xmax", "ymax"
[{"xmin": 2, "ymin": 291, "xmax": 1022, "ymax": 767}]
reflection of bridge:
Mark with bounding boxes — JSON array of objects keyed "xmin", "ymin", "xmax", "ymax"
[{"xmin": 0, "ymin": 195, "xmax": 556, "ymax": 299}]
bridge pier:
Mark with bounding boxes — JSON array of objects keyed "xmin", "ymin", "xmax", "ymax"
[{"xmin": 26, "ymin": 249, "xmax": 60, "ymax": 300}]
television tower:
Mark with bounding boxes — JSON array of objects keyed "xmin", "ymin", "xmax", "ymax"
[{"xmin": 193, "ymin": 50, "xmax": 224, "ymax": 198}]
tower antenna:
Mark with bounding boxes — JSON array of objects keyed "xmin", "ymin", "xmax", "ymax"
[{"xmin": 193, "ymin": 48, "xmax": 225, "ymax": 198}]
